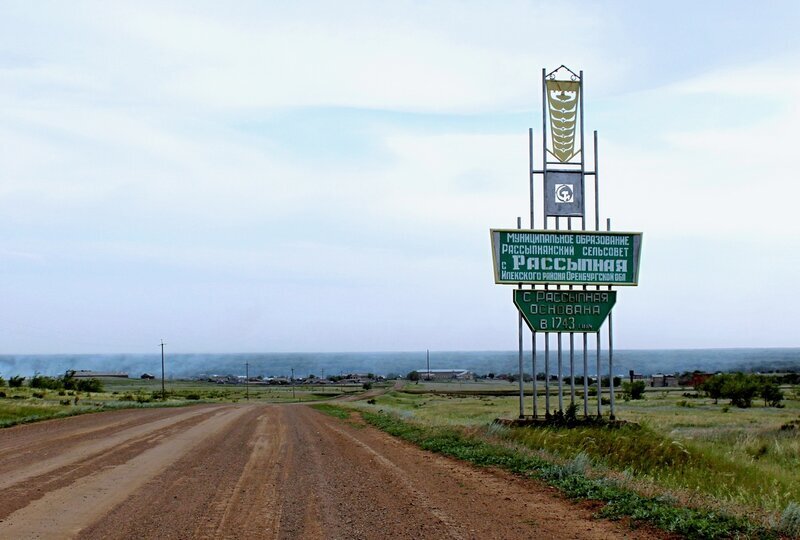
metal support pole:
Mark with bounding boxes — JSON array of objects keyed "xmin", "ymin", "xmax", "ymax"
[
  {"xmin": 529, "ymin": 128, "xmax": 535, "ymax": 229},
  {"xmin": 532, "ymin": 332, "xmax": 537, "ymax": 418},
  {"xmin": 594, "ymin": 131, "xmax": 599, "ymax": 232},
  {"xmin": 569, "ymin": 333, "xmax": 575, "ymax": 406},
  {"xmin": 245, "ymin": 361, "xmax": 249, "ymax": 401},
  {"xmin": 596, "ymin": 332, "xmax": 602, "ymax": 417},
  {"xmin": 583, "ymin": 333, "xmax": 589, "ymax": 417},
  {"xmin": 160, "ymin": 339, "xmax": 166, "ymax": 401},
  {"xmin": 568, "ymin": 218, "xmax": 575, "ymax": 407},
  {"xmin": 529, "ymin": 127, "xmax": 537, "ymax": 419},
  {"xmin": 427, "ymin": 349, "xmax": 430, "ymax": 380},
  {"xmin": 557, "ymin": 331, "xmax": 563, "ymax": 413},
  {"xmin": 607, "ymin": 218, "xmax": 616, "ymax": 420},
  {"xmin": 517, "ymin": 217, "xmax": 524, "ymax": 419},
  {"xmin": 544, "ymin": 333, "xmax": 550, "ymax": 415},
  {"xmin": 291, "ymin": 367, "xmax": 295, "ymax": 400}
]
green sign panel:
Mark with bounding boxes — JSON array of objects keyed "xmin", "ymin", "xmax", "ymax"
[
  {"xmin": 491, "ymin": 229, "xmax": 642, "ymax": 286},
  {"xmin": 514, "ymin": 289, "xmax": 616, "ymax": 332}
]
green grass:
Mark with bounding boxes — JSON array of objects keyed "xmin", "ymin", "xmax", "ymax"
[
  {"xmin": 355, "ymin": 386, "xmax": 800, "ymax": 524},
  {"xmin": 0, "ymin": 378, "xmax": 363, "ymax": 428},
  {"xmin": 311, "ymin": 403, "xmax": 350, "ymax": 419},
  {"xmin": 360, "ymin": 409, "xmax": 770, "ymax": 539}
]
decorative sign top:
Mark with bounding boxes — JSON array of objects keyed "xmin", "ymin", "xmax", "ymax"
[
  {"xmin": 546, "ymin": 79, "xmax": 580, "ymax": 163},
  {"xmin": 491, "ymin": 229, "xmax": 642, "ymax": 286}
]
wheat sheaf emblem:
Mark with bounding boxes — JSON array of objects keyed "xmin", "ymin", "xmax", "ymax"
[{"xmin": 546, "ymin": 79, "xmax": 580, "ymax": 163}]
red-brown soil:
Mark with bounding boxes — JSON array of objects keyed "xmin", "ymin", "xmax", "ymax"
[{"xmin": 0, "ymin": 403, "xmax": 664, "ymax": 539}]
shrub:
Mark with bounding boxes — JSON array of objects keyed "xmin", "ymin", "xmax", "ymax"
[
  {"xmin": 0, "ymin": 391, "xmax": 5, "ymax": 398},
  {"xmin": 185, "ymin": 393, "xmax": 201, "ymax": 400},
  {"xmin": 407, "ymin": 370, "xmax": 420, "ymax": 382},
  {"xmin": 362, "ymin": 382, "xmax": 373, "ymax": 390},
  {"xmin": 59, "ymin": 399, "xmax": 71, "ymax": 406},
  {"xmin": 621, "ymin": 381, "xmax": 646, "ymax": 401},
  {"xmin": 9, "ymin": 375, "xmax": 25, "ymax": 388},
  {"xmin": 32, "ymin": 391, "xmax": 45, "ymax": 399},
  {"xmin": 780, "ymin": 501, "xmax": 800, "ymax": 537},
  {"xmin": 30, "ymin": 374, "xmax": 63, "ymax": 390},
  {"xmin": 0, "ymin": 376, "xmax": 5, "ymax": 387},
  {"xmin": 76, "ymin": 378, "xmax": 103, "ymax": 392}
]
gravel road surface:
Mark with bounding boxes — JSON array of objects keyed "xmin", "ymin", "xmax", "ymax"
[{"xmin": 0, "ymin": 404, "xmax": 661, "ymax": 539}]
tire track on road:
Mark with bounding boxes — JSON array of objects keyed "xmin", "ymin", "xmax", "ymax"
[
  {"xmin": 0, "ymin": 406, "xmax": 249, "ymax": 539},
  {"xmin": 0, "ymin": 405, "xmax": 219, "ymax": 492},
  {"xmin": 193, "ymin": 407, "xmax": 288, "ymax": 540}
]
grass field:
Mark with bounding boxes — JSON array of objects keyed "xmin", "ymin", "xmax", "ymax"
[
  {"xmin": 0, "ymin": 377, "xmax": 368, "ymax": 428},
  {"xmin": 353, "ymin": 381, "xmax": 800, "ymax": 530}
]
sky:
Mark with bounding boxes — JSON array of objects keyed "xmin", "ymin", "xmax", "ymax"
[{"xmin": 1, "ymin": 1, "xmax": 799, "ymax": 354}]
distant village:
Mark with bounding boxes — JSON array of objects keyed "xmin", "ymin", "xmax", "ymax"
[{"xmin": 66, "ymin": 368, "xmax": 799, "ymax": 387}]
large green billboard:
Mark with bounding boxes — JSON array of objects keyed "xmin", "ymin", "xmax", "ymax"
[{"xmin": 491, "ymin": 229, "xmax": 642, "ymax": 286}]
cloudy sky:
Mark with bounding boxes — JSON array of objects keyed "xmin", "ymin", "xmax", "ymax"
[{"xmin": 1, "ymin": 1, "xmax": 799, "ymax": 353}]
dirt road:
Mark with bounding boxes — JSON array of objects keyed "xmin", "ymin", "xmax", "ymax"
[{"xmin": 0, "ymin": 404, "xmax": 660, "ymax": 539}]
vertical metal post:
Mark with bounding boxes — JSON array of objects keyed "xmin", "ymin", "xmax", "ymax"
[
  {"xmin": 541, "ymin": 67, "xmax": 549, "ymax": 417},
  {"xmin": 245, "ymin": 361, "xmax": 249, "ymax": 400},
  {"xmin": 544, "ymin": 334, "xmax": 550, "ymax": 415},
  {"xmin": 529, "ymin": 127, "xmax": 537, "ymax": 419},
  {"xmin": 532, "ymin": 333, "xmax": 537, "ymax": 418},
  {"xmin": 427, "ymin": 349, "xmax": 430, "ymax": 380},
  {"xmin": 607, "ymin": 218, "xmax": 616, "ymax": 420},
  {"xmin": 569, "ymin": 333, "xmax": 575, "ymax": 407},
  {"xmin": 568, "ymin": 218, "xmax": 575, "ymax": 407},
  {"xmin": 596, "ymin": 332, "xmax": 602, "ymax": 417},
  {"xmin": 557, "ymin": 332, "xmax": 563, "ymax": 412},
  {"xmin": 291, "ymin": 367, "xmax": 295, "ymax": 400},
  {"xmin": 542, "ymin": 68, "xmax": 548, "ymax": 222},
  {"xmin": 555, "ymin": 217, "xmax": 562, "ymax": 413},
  {"xmin": 160, "ymin": 339, "xmax": 165, "ymax": 401},
  {"xmin": 517, "ymin": 217, "xmax": 524, "ymax": 419},
  {"xmin": 529, "ymin": 128, "xmax": 535, "ymax": 229},
  {"xmin": 591, "ymin": 130, "xmax": 598, "ymax": 236},
  {"xmin": 582, "ymin": 333, "xmax": 589, "ymax": 417}
]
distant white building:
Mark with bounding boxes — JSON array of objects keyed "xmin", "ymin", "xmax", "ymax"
[
  {"xmin": 417, "ymin": 369, "xmax": 473, "ymax": 381},
  {"xmin": 72, "ymin": 370, "xmax": 128, "ymax": 378}
]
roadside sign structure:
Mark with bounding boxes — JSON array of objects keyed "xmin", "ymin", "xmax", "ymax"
[
  {"xmin": 491, "ymin": 229, "xmax": 642, "ymax": 286},
  {"xmin": 490, "ymin": 65, "xmax": 643, "ymax": 421},
  {"xmin": 514, "ymin": 289, "xmax": 616, "ymax": 333}
]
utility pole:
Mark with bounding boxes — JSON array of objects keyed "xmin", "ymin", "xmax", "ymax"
[
  {"xmin": 160, "ymin": 339, "xmax": 166, "ymax": 400},
  {"xmin": 245, "ymin": 361, "xmax": 249, "ymax": 401},
  {"xmin": 426, "ymin": 349, "xmax": 430, "ymax": 382},
  {"xmin": 291, "ymin": 367, "xmax": 295, "ymax": 400}
]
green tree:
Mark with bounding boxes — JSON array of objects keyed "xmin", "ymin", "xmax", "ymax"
[
  {"xmin": 760, "ymin": 380, "xmax": 784, "ymax": 407},
  {"xmin": 721, "ymin": 373, "xmax": 760, "ymax": 408},
  {"xmin": 407, "ymin": 370, "xmax": 420, "ymax": 382},
  {"xmin": 697, "ymin": 374, "xmax": 725, "ymax": 404},
  {"xmin": 9, "ymin": 375, "xmax": 25, "ymax": 388}
]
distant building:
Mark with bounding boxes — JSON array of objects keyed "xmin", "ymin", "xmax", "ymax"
[
  {"xmin": 649, "ymin": 373, "xmax": 678, "ymax": 387},
  {"xmin": 689, "ymin": 372, "xmax": 715, "ymax": 387},
  {"xmin": 417, "ymin": 369, "xmax": 474, "ymax": 381},
  {"xmin": 72, "ymin": 370, "xmax": 128, "ymax": 378}
]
